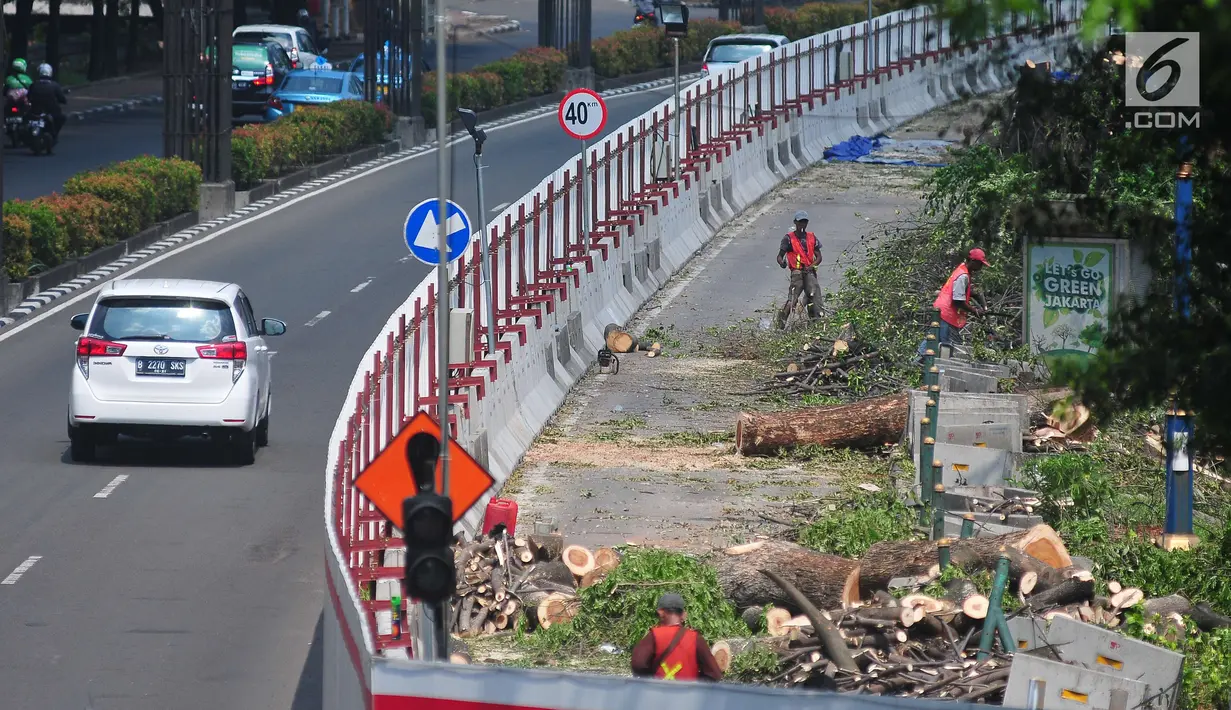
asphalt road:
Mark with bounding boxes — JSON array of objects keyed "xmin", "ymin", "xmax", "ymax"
[
  {"xmin": 0, "ymin": 84, "xmax": 676, "ymax": 710},
  {"xmin": 1, "ymin": 0, "xmax": 704, "ymax": 202}
]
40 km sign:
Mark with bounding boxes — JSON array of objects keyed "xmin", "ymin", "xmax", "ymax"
[{"xmin": 558, "ymin": 88, "xmax": 608, "ymax": 141}]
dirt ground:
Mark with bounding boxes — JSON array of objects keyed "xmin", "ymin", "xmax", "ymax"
[{"xmin": 500, "ymin": 97, "xmax": 1005, "ymax": 555}]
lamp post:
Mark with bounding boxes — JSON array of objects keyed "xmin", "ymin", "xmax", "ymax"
[
  {"xmin": 658, "ymin": 0, "xmax": 689, "ymax": 179},
  {"xmin": 458, "ymin": 108, "xmax": 497, "ymax": 357},
  {"xmin": 1163, "ymin": 146, "xmax": 1197, "ymax": 552}
]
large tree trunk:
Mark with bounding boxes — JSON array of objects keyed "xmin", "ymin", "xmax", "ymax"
[
  {"xmin": 735, "ymin": 393, "xmax": 908, "ymax": 455},
  {"xmin": 856, "ymin": 524, "xmax": 1071, "ymax": 595},
  {"xmin": 89, "ymin": 0, "xmax": 107, "ymax": 80},
  {"xmin": 11, "ymin": 0, "xmax": 36, "ymax": 64},
  {"xmin": 104, "ymin": 0, "xmax": 122, "ymax": 77},
  {"xmin": 713, "ymin": 540, "xmax": 860, "ymax": 612},
  {"xmin": 47, "ymin": 0, "xmax": 62, "ymax": 74},
  {"xmin": 126, "ymin": 0, "xmax": 141, "ymax": 73}
]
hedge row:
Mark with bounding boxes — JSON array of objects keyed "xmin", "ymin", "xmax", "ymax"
[
  {"xmin": 3, "ymin": 156, "xmax": 202, "ymax": 281},
  {"xmin": 765, "ymin": 2, "xmax": 891, "ymax": 42},
  {"xmin": 231, "ymin": 99, "xmax": 394, "ymax": 188}
]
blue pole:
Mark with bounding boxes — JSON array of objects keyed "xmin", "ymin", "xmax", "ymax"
[{"xmin": 1164, "ymin": 143, "xmax": 1196, "ymax": 551}]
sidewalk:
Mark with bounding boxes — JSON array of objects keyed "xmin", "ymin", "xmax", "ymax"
[
  {"xmin": 64, "ymin": 72, "xmax": 163, "ymax": 122},
  {"xmin": 502, "ymin": 102, "xmax": 983, "ymax": 553}
]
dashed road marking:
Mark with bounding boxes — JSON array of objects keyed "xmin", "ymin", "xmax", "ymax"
[
  {"xmin": 491, "ymin": 202, "xmax": 511, "ymax": 213},
  {"xmin": 350, "ymin": 279, "xmax": 374, "ymax": 293},
  {"xmin": 305, "ymin": 311, "xmax": 331, "ymax": 327},
  {"xmin": 2, "ymin": 556, "xmax": 42, "ymax": 585},
  {"xmin": 93, "ymin": 474, "xmax": 129, "ymax": 499}
]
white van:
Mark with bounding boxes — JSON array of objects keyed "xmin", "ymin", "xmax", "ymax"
[{"xmin": 234, "ymin": 24, "xmax": 325, "ymax": 69}]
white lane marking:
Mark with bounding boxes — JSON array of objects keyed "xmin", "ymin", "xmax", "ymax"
[
  {"xmin": 0, "ymin": 88, "xmax": 671, "ymax": 346},
  {"xmin": 93, "ymin": 474, "xmax": 129, "ymax": 499},
  {"xmin": 350, "ymin": 279, "xmax": 374, "ymax": 293},
  {"xmin": 491, "ymin": 201, "xmax": 511, "ymax": 213},
  {"xmin": 305, "ymin": 311, "xmax": 331, "ymax": 327},
  {"xmin": 398, "ymin": 255, "xmax": 412, "ymax": 263},
  {"xmin": 267, "ymin": 350, "xmax": 278, "ymax": 359},
  {"xmin": 2, "ymin": 556, "xmax": 42, "ymax": 585}
]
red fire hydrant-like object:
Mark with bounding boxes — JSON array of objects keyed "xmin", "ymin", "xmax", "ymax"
[{"xmin": 482, "ymin": 498, "xmax": 519, "ymax": 537}]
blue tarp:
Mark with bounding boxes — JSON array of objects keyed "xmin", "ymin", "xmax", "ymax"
[
  {"xmin": 1052, "ymin": 69, "xmax": 1078, "ymax": 82},
  {"xmin": 823, "ymin": 135, "xmax": 951, "ymax": 168}
]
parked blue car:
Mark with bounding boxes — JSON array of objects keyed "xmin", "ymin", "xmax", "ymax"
[{"xmin": 263, "ymin": 69, "xmax": 366, "ymax": 121}]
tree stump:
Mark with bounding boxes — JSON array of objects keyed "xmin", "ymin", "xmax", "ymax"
[{"xmin": 713, "ymin": 540, "xmax": 860, "ymax": 612}]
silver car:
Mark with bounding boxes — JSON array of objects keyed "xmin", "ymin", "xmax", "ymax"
[{"xmin": 702, "ymin": 33, "xmax": 791, "ymax": 77}]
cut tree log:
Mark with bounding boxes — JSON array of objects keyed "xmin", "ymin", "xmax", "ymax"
[
  {"xmin": 765, "ymin": 607, "xmax": 793, "ymax": 636},
  {"xmin": 856, "ymin": 525, "xmax": 1071, "ymax": 595},
  {"xmin": 710, "ymin": 637, "xmax": 793, "ymax": 673},
  {"xmin": 714, "ymin": 540, "xmax": 861, "ymax": 611},
  {"xmin": 1107, "ymin": 580, "xmax": 1122, "ymax": 595},
  {"xmin": 735, "ymin": 393, "xmax": 908, "ymax": 455},
  {"xmin": 759, "ymin": 568, "xmax": 860, "ymax": 674},
  {"xmin": 579, "ymin": 568, "xmax": 609, "ymax": 589},
  {"xmin": 527, "ymin": 534, "xmax": 565, "ymax": 562},
  {"xmin": 562, "ymin": 545, "xmax": 597, "ymax": 577},
  {"xmin": 603, "ymin": 324, "xmax": 638, "ymax": 353},
  {"xmin": 1110, "ymin": 587, "xmax": 1144, "ymax": 611},
  {"xmin": 1190, "ymin": 603, "xmax": 1231, "ymax": 632},
  {"xmin": 899, "ymin": 594, "xmax": 953, "ymax": 615},
  {"xmin": 741, "ymin": 606, "xmax": 765, "ymax": 632},
  {"xmin": 594, "ymin": 547, "xmax": 621, "ymax": 572},
  {"xmin": 1142, "ymin": 594, "xmax": 1193, "ymax": 620},
  {"xmin": 1025, "ymin": 578, "xmax": 1095, "ymax": 610},
  {"xmin": 523, "ymin": 560, "xmax": 576, "ymax": 589},
  {"xmin": 536, "ymin": 592, "xmax": 579, "ymax": 629},
  {"xmin": 943, "ymin": 578, "xmax": 990, "ymax": 620}
]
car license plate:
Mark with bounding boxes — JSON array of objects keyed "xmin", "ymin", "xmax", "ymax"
[
  {"xmin": 135, "ymin": 357, "xmax": 186, "ymax": 377},
  {"xmin": 29, "ymin": 119, "xmax": 42, "ymax": 128},
  {"xmin": 5, "ymin": 117, "xmax": 18, "ymax": 125},
  {"xmin": 233, "ymin": 81, "xmax": 249, "ymax": 90}
]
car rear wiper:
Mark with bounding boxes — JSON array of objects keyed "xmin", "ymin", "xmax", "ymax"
[{"xmin": 120, "ymin": 334, "xmax": 174, "ymax": 341}]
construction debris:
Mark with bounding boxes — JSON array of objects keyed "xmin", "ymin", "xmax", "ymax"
[
  {"xmin": 451, "ymin": 529, "xmax": 622, "ymax": 637},
  {"xmin": 749, "ymin": 336, "xmax": 908, "ymax": 399}
]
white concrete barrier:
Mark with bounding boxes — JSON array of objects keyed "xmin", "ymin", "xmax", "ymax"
[{"xmin": 323, "ymin": 2, "xmax": 1088, "ymax": 707}]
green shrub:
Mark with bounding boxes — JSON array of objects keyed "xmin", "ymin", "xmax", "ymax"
[
  {"xmin": 63, "ymin": 170, "xmax": 158, "ymax": 233},
  {"xmin": 107, "ymin": 155, "xmax": 202, "ymax": 220},
  {"xmin": 33, "ymin": 193, "xmax": 128, "ymax": 256},
  {"xmin": 230, "ymin": 100, "xmax": 392, "ymax": 185},
  {"xmin": 2, "ymin": 212, "xmax": 34, "ymax": 280},
  {"xmin": 5, "ymin": 200, "xmax": 68, "ymax": 271},
  {"xmin": 797, "ymin": 487, "xmax": 917, "ymax": 558},
  {"xmin": 231, "ymin": 124, "xmax": 277, "ymax": 187},
  {"xmin": 765, "ymin": 2, "xmax": 888, "ymax": 41}
]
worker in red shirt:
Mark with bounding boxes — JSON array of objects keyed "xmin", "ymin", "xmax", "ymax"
[
  {"xmin": 917, "ymin": 247, "xmax": 988, "ymax": 359},
  {"xmin": 775, "ymin": 210, "xmax": 821, "ymax": 329},
  {"xmin": 630, "ymin": 593, "xmax": 724, "ymax": 682}
]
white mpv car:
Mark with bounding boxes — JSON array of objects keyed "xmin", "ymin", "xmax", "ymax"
[{"xmin": 67, "ymin": 279, "xmax": 286, "ymax": 465}]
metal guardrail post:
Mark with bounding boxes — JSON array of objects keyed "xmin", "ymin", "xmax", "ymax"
[
  {"xmin": 978, "ymin": 550, "xmax": 1012, "ymax": 658},
  {"xmin": 932, "ymin": 483, "xmax": 946, "ymax": 540},
  {"xmin": 937, "ymin": 537, "xmax": 951, "ymax": 571},
  {"xmin": 961, "ymin": 512, "xmax": 976, "ymax": 539}
]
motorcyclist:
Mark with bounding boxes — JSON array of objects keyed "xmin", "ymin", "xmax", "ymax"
[
  {"xmin": 634, "ymin": 0, "xmax": 657, "ymax": 25},
  {"xmin": 297, "ymin": 8, "xmax": 322, "ymax": 49},
  {"xmin": 29, "ymin": 63, "xmax": 68, "ymax": 143},
  {"xmin": 5, "ymin": 75, "xmax": 30, "ymax": 110},
  {"xmin": 8, "ymin": 58, "xmax": 32, "ymax": 86}
]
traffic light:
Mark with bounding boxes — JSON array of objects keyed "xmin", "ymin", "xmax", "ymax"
[{"xmin": 402, "ymin": 432, "xmax": 456, "ymax": 604}]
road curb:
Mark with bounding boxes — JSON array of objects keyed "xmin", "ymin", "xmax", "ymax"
[
  {"xmin": 472, "ymin": 20, "xmax": 522, "ymax": 36},
  {"xmin": 0, "ymin": 73, "xmax": 687, "ymax": 331},
  {"xmin": 68, "ymin": 94, "xmax": 164, "ymax": 123}
]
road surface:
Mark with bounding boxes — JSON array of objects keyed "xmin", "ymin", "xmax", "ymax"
[
  {"xmin": 2, "ymin": 0, "xmax": 708, "ymax": 201},
  {"xmin": 0, "ymin": 85, "xmax": 677, "ymax": 710}
]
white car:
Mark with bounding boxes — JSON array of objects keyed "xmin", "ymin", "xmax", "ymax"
[
  {"xmin": 702, "ymin": 33, "xmax": 791, "ymax": 77},
  {"xmin": 67, "ymin": 279, "xmax": 286, "ymax": 465},
  {"xmin": 234, "ymin": 23, "xmax": 325, "ymax": 70}
]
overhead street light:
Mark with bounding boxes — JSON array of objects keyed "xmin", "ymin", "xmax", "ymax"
[{"xmin": 457, "ymin": 108, "xmax": 498, "ymax": 358}]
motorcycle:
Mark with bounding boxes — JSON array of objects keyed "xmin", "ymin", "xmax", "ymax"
[
  {"xmin": 21, "ymin": 111, "xmax": 55, "ymax": 155},
  {"xmin": 5, "ymin": 101, "xmax": 26, "ymax": 148},
  {"xmin": 633, "ymin": 9, "xmax": 658, "ymax": 26}
]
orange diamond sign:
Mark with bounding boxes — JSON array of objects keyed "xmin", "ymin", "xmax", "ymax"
[{"xmin": 353, "ymin": 411, "xmax": 495, "ymax": 528}]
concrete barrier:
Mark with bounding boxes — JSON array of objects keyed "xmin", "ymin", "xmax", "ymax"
[{"xmin": 322, "ymin": 3, "xmax": 1089, "ymax": 706}]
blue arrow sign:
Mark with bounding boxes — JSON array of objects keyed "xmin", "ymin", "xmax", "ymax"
[{"xmin": 404, "ymin": 199, "xmax": 472, "ymax": 266}]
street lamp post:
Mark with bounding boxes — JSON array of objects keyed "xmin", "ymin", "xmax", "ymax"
[
  {"xmin": 458, "ymin": 108, "xmax": 497, "ymax": 358},
  {"xmin": 658, "ymin": 1, "xmax": 689, "ymax": 179},
  {"xmin": 1163, "ymin": 145, "xmax": 1197, "ymax": 552}
]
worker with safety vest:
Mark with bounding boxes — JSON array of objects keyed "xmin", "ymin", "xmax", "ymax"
[
  {"xmin": 630, "ymin": 593, "xmax": 724, "ymax": 682},
  {"xmin": 774, "ymin": 210, "xmax": 822, "ymax": 329},
  {"xmin": 918, "ymin": 247, "xmax": 988, "ymax": 358}
]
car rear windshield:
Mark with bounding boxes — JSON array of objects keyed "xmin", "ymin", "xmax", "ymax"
[
  {"xmin": 282, "ymin": 74, "xmax": 344, "ymax": 93},
  {"xmin": 233, "ymin": 44, "xmax": 271, "ymax": 72},
  {"xmin": 236, "ymin": 31, "xmax": 293, "ymax": 51},
  {"xmin": 707, "ymin": 43, "xmax": 775, "ymax": 64},
  {"xmin": 92, "ymin": 298, "xmax": 237, "ymax": 344}
]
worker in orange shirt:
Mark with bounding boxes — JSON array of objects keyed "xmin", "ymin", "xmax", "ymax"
[
  {"xmin": 630, "ymin": 593, "xmax": 724, "ymax": 682},
  {"xmin": 917, "ymin": 247, "xmax": 988, "ymax": 360},
  {"xmin": 775, "ymin": 210, "xmax": 822, "ymax": 329}
]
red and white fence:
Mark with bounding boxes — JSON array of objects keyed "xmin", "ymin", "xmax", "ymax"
[{"xmin": 324, "ymin": 3, "xmax": 1085, "ymax": 708}]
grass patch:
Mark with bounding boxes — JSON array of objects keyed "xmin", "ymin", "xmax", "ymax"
[
  {"xmin": 516, "ymin": 548, "xmax": 749, "ymax": 656},
  {"xmin": 797, "ymin": 487, "xmax": 917, "ymax": 558},
  {"xmin": 598, "ymin": 415, "xmax": 647, "ymax": 430},
  {"xmin": 652, "ymin": 431, "xmax": 733, "ymax": 446}
]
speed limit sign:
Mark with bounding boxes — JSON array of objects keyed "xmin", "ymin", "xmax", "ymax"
[{"xmin": 558, "ymin": 88, "xmax": 608, "ymax": 141}]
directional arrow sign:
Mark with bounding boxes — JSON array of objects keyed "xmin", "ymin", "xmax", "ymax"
[{"xmin": 404, "ymin": 198, "xmax": 472, "ymax": 266}]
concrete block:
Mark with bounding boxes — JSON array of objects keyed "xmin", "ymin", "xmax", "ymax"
[
  {"xmin": 565, "ymin": 67, "xmax": 595, "ymax": 90},
  {"xmin": 936, "ymin": 357, "xmax": 1013, "ymax": 379},
  {"xmin": 941, "ymin": 367, "xmax": 1000, "ymax": 394},
  {"xmin": 199, "ymin": 181, "xmax": 236, "ymax": 222},
  {"xmin": 921, "ymin": 442, "xmax": 1018, "ymax": 487},
  {"xmin": 1045, "ymin": 616, "xmax": 1185, "ymax": 710},
  {"xmin": 1007, "ymin": 615, "xmax": 1050, "ymax": 652},
  {"xmin": 395, "ymin": 115, "xmax": 426, "ymax": 148},
  {"xmin": 1005, "ymin": 654, "xmax": 1149, "ymax": 710},
  {"xmin": 942, "ymin": 513, "xmax": 1022, "ymax": 539},
  {"xmin": 914, "ymin": 421, "xmax": 1021, "ymax": 467}
]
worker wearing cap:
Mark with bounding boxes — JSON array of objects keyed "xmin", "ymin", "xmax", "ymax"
[
  {"xmin": 775, "ymin": 210, "xmax": 822, "ymax": 329},
  {"xmin": 918, "ymin": 248, "xmax": 989, "ymax": 358},
  {"xmin": 630, "ymin": 593, "xmax": 724, "ymax": 682}
]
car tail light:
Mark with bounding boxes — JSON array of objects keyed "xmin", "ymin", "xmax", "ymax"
[
  {"xmin": 268, "ymin": 96, "xmax": 283, "ymax": 110},
  {"xmin": 252, "ymin": 63, "xmax": 275, "ymax": 87},
  {"xmin": 9, "ymin": 105, "xmax": 16, "ymax": 113},
  {"xmin": 76, "ymin": 337, "xmax": 127, "ymax": 379},
  {"xmin": 702, "ymin": 63, "xmax": 708, "ymax": 72},
  {"xmin": 198, "ymin": 342, "xmax": 247, "ymax": 383}
]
